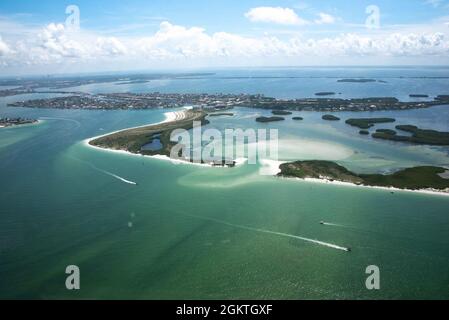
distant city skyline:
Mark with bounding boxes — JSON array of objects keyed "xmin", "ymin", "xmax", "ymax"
[{"xmin": 1, "ymin": 0, "xmax": 449, "ymax": 75}]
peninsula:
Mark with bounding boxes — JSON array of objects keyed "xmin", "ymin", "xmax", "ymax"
[
  {"xmin": 90, "ymin": 109, "xmax": 205, "ymax": 154},
  {"xmin": 88, "ymin": 109, "xmax": 235, "ymax": 167}
]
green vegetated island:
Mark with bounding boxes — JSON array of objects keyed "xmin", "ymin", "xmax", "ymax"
[
  {"xmin": 272, "ymin": 110, "xmax": 293, "ymax": 115},
  {"xmin": 0, "ymin": 117, "xmax": 37, "ymax": 128},
  {"xmin": 208, "ymin": 112, "xmax": 234, "ymax": 117},
  {"xmin": 278, "ymin": 161, "xmax": 449, "ymax": 192},
  {"xmin": 372, "ymin": 125, "xmax": 449, "ymax": 145},
  {"xmin": 344, "ymin": 117, "xmax": 449, "ymax": 145},
  {"xmin": 256, "ymin": 116, "xmax": 285, "ymax": 123},
  {"xmin": 322, "ymin": 114, "xmax": 341, "ymax": 121},
  {"xmin": 345, "ymin": 117, "xmax": 396, "ymax": 129},
  {"xmin": 89, "ymin": 109, "xmax": 234, "ymax": 167},
  {"xmin": 84, "ymin": 106, "xmax": 449, "ymax": 192}
]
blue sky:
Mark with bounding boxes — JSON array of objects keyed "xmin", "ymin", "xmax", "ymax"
[
  {"xmin": 1, "ymin": 0, "xmax": 449, "ymax": 74},
  {"xmin": 1, "ymin": 0, "xmax": 446, "ymax": 35}
]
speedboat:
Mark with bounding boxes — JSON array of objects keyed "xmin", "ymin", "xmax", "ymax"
[{"xmin": 319, "ymin": 221, "xmax": 325, "ymax": 225}]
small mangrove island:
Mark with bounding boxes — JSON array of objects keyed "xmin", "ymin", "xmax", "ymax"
[
  {"xmin": 322, "ymin": 115, "xmax": 340, "ymax": 121},
  {"xmin": 256, "ymin": 116, "xmax": 285, "ymax": 123},
  {"xmin": 272, "ymin": 110, "xmax": 293, "ymax": 115},
  {"xmin": 372, "ymin": 125, "xmax": 449, "ymax": 145},
  {"xmin": 208, "ymin": 112, "xmax": 234, "ymax": 117},
  {"xmin": 278, "ymin": 160, "xmax": 449, "ymax": 191},
  {"xmin": 345, "ymin": 118, "xmax": 396, "ymax": 129}
]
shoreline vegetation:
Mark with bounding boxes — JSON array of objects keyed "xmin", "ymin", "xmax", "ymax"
[
  {"xmin": 278, "ymin": 160, "xmax": 449, "ymax": 194},
  {"xmin": 8, "ymin": 92, "xmax": 449, "ymax": 112},
  {"xmin": 322, "ymin": 114, "xmax": 340, "ymax": 121},
  {"xmin": 372, "ymin": 125, "xmax": 449, "ymax": 145},
  {"xmin": 345, "ymin": 118, "xmax": 396, "ymax": 129},
  {"xmin": 0, "ymin": 117, "xmax": 37, "ymax": 128},
  {"xmin": 255, "ymin": 116, "xmax": 285, "ymax": 123},
  {"xmin": 85, "ymin": 110, "xmax": 449, "ymax": 195},
  {"xmin": 271, "ymin": 110, "xmax": 292, "ymax": 115},
  {"xmin": 345, "ymin": 118, "xmax": 449, "ymax": 145},
  {"xmin": 208, "ymin": 112, "xmax": 234, "ymax": 117},
  {"xmin": 88, "ymin": 109, "xmax": 236, "ymax": 167}
]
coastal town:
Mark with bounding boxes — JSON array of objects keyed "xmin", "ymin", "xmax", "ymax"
[{"xmin": 7, "ymin": 92, "xmax": 449, "ymax": 112}]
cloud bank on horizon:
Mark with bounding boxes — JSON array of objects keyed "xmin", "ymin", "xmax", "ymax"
[{"xmin": 0, "ymin": 0, "xmax": 449, "ymax": 74}]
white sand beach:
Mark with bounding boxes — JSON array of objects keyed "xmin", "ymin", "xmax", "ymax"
[
  {"xmin": 83, "ymin": 109, "xmax": 244, "ymax": 169},
  {"xmin": 279, "ymin": 175, "xmax": 449, "ymax": 197},
  {"xmin": 83, "ymin": 110, "xmax": 449, "ymax": 197}
]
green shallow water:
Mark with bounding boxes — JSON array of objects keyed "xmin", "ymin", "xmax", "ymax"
[
  {"xmin": 1, "ymin": 68, "xmax": 449, "ymax": 299},
  {"xmin": 0, "ymin": 106, "xmax": 448, "ymax": 299}
]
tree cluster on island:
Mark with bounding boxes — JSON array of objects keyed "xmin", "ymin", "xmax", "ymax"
[{"xmin": 278, "ymin": 160, "xmax": 449, "ymax": 191}]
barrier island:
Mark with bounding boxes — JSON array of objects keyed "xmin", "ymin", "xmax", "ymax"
[
  {"xmin": 90, "ymin": 109, "xmax": 207, "ymax": 156},
  {"xmin": 278, "ymin": 160, "xmax": 449, "ymax": 191}
]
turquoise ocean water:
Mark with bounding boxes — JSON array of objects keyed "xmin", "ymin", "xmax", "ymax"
[{"xmin": 1, "ymin": 67, "xmax": 449, "ymax": 299}]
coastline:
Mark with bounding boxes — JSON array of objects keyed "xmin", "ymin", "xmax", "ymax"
[
  {"xmin": 278, "ymin": 175, "xmax": 449, "ymax": 197},
  {"xmin": 0, "ymin": 119, "xmax": 42, "ymax": 129},
  {"xmin": 83, "ymin": 110, "xmax": 449, "ymax": 197},
  {"xmin": 83, "ymin": 108, "xmax": 246, "ymax": 168}
]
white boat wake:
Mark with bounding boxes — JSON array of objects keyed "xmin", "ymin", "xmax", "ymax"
[
  {"xmin": 321, "ymin": 222, "xmax": 344, "ymax": 227},
  {"xmin": 185, "ymin": 214, "xmax": 350, "ymax": 252},
  {"xmin": 69, "ymin": 157, "xmax": 137, "ymax": 185},
  {"xmin": 39, "ymin": 117, "xmax": 81, "ymax": 127},
  {"xmin": 99, "ymin": 169, "xmax": 137, "ymax": 185}
]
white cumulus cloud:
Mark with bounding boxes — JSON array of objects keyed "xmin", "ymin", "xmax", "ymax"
[
  {"xmin": 245, "ymin": 7, "xmax": 308, "ymax": 25},
  {"xmin": 96, "ymin": 37, "xmax": 128, "ymax": 56},
  {"xmin": 314, "ymin": 13, "xmax": 336, "ymax": 25},
  {"xmin": 38, "ymin": 23, "xmax": 87, "ymax": 59},
  {"xmin": 1, "ymin": 20, "xmax": 449, "ymax": 71},
  {"xmin": 0, "ymin": 36, "xmax": 11, "ymax": 56}
]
